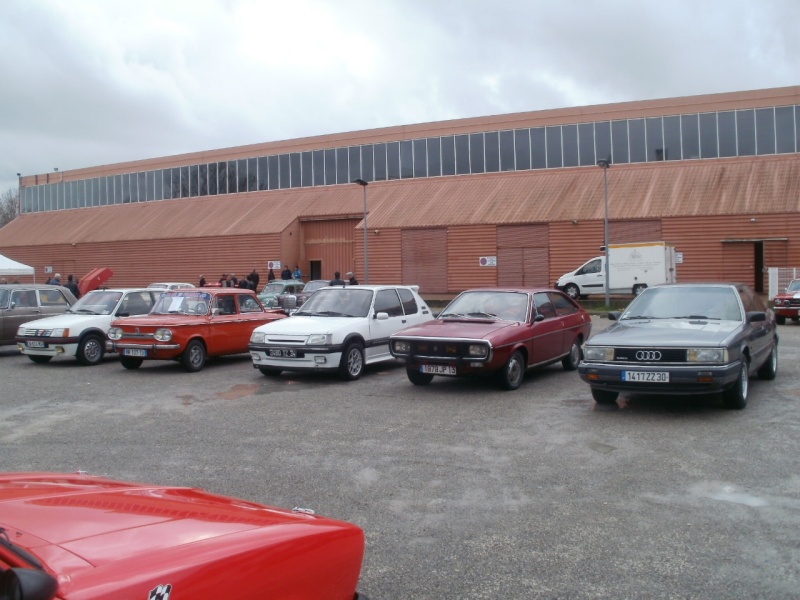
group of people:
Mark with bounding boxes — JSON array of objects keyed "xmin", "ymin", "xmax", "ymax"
[
  {"xmin": 194, "ymin": 264, "xmax": 359, "ymax": 292},
  {"xmin": 266, "ymin": 264, "xmax": 303, "ymax": 282},
  {"xmin": 329, "ymin": 271, "xmax": 358, "ymax": 286},
  {"xmin": 43, "ymin": 273, "xmax": 81, "ymax": 298},
  {"xmin": 197, "ymin": 268, "xmax": 262, "ymax": 290}
]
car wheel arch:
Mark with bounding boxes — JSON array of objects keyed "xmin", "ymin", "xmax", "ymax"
[{"xmin": 341, "ymin": 332, "xmax": 367, "ymax": 349}]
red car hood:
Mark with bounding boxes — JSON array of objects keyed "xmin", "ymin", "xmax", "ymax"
[
  {"xmin": 395, "ymin": 317, "xmax": 518, "ymax": 340},
  {"xmin": 77, "ymin": 268, "xmax": 113, "ymax": 297},
  {"xmin": 0, "ymin": 472, "xmax": 351, "ymax": 573}
]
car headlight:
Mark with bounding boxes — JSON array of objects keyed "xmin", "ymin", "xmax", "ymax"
[
  {"xmin": 307, "ymin": 334, "xmax": 330, "ymax": 345},
  {"xmin": 687, "ymin": 348, "xmax": 727, "ymax": 363},
  {"xmin": 154, "ymin": 328, "xmax": 173, "ymax": 342},
  {"xmin": 50, "ymin": 328, "xmax": 69, "ymax": 337},
  {"xmin": 393, "ymin": 340, "xmax": 411, "ymax": 354},
  {"xmin": 107, "ymin": 327, "xmax": 123, "ymax": 340},
  {"xmin": 584, "ymin": 346, "xmax": 614, "ymax": 361},
  {"xmin": 468, "ymin": 344, "xmax": 489, "ymax": 358},
  {"xmin": 250, "ymin": 331, "xmax": 265, "ymax": 344}
]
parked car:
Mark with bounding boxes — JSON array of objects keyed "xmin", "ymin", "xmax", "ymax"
[
  {"xmin": 772, "ymin": 278, "xmax": 800, "ymax": 325},
  {"xmin": 15, "ymin": 288, "xmax": 155, "ymax": 365},
  {"xmin": 0, "ymin": 471, "xmax": 368, "ymax": 600},
  {"xmin": 0, "ymin": 284, "xmax": 77, "ymax": 346},
  {"xmin": 249, "ymin": 284, "xmax": 433, "ymax": 380},
  {"xmin": 258, "ymin": 279, "xmax": 305, "ymax": 308},
  {"xmin": 108, "ymin": 288, "xmax": 285, "ymax": 372},
  {"xmin": 147, "ymin": 282, "xmax": 196, "ymax": 290},
  {"xmin": 276, "ymin": 279, "xmax": 329, "ymax": 313},
  {"xmin": 578, "ymin": 283, "xmax": 778, "ymax": 409},
  {"xmin": 389, "ymin": 288, "xmax": 592, "ymax": 390}
]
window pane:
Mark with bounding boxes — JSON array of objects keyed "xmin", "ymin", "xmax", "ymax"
[
  {"xmin": 143, "ymin": 172, "xmax": 152, "ymax": 201},
  {"xmin": 190, "ymin": 165, "xmax": 199, "ymax": 196},
  {"xmin": 485, "ymin": 131, "xmax": 500, "ymax": 172},
  {"xmin": 248, "ymin": 157, "xmax": 258, "ymax": 191},
  {"xmin": 455, "ymin": 135, "xmax": 470, "ymax": 175},
  {"xmin": 441, "ymin": 136, "xmax": 455, "ymax": 176},
  {"xmin": 348, "ymin": 146, "xmax": 361, "ymax": 182},
  {"xmin": 290, "ymin": 153, "xmax": 301, "ymax": 187},
  {"xmin": 324, "ymin": 149, "xmax": 336, "ymax": 185},
  {"xmin": 562, "ymin": 124, "xmax": 578, "ymax": 167},
  {"xmin": 756, "ymin": 107, "xmax": 776, "ymax": 155},
  {"xmin": 595, "ymin": 121, "xmax": 611, "ymax": 164},
  {"xmin": 93, "ymin": 177, "xmax": 101, "ymax": 205},
  {"xmin": 515, "ymin": 129, "xmax": 531, "ymax": 170},
  {"xmin": 469, "ymin": 133, "xmax": 485, "ymax": 173},
  {"xmin": 629, "ymin": 119, "xmax": 646, "ymax": 163},
  {"xmin": 312, "ymin": 150, "xmax": 325, "ymax": 185},
  {"xmin": 735, "ymin": 111, "xmax": 758, "ymax": 155},
  {"xmin": 279, "ymin": 154, "xmax": 290, "ymax": 188},
  {"xmin": 336, "ymin": 147, "xmax": 349, "ymax": 184},
  {"xmin": 399, "ymin": 140, "xmax": 413, "ymax": 178},
  {"xmin": 413, "ymin": 138, "xmax": 427, "ymax": 177},
  {"xmin": 427, "ymin": 137, "xmax": 441, "ymax": 177},
  {"xmin": 374, "ymin": 143, "xmax": 387, "ymax": 180},
  {"xmin": 301, "ymin": 151, "xmax": 313, "ymax": 186},
  {"xmin": 122, "ymin": 174, "xmax": 131, "ymax": 203},
  {"xmin": 611, "ymin": 120, "xmax": 629, "ymax": 164},
  {"xmin": 699, "ymin": 113, "xmax": 718, "ymax": 158},
  {"xmin": 361, "ymin": 145, "xmax": 374, "ymax": 182},
  {"xmin": 718, "ymin": 111, "xmax": 736, "ymax": 157},
  {"xmin": 181, "ymin": 166, "xmax": 190, "ymax": 198},
  {"xmin": 545, "ymin": 126, "xmax": 562, "ymax": 168},
  {"xmin": 663, "ymin": 116, "xmax": 681, "ymax": 161},
  {"xmin": 387, "ymin": 141, "xmax": 400, "ymax": 180},
  {"xmin": 646, "ymin": 117, "xmax": 664, "ymax": 161},
  {"xmin": 115, "ymin": 174, "xmax": 123, "ymax": 203},
  {"xmin": 136, "ymin": 172, "xmax": 146, "ymax": 202},
  {"xmin": 578, "ymin": 123, "xmax": 595, "ymax": 166},
  {"xmin": 207, "ymin": 163, "xmax": 217, "ymax": 196},
  {"xmin": 237, "ymin": 159, "xmax": 248, "ymax": 192},
  {"xmin": 216, "ymin": 162, "xmax": 227, "ymax": 194},
  {"xmin": 269, "ymin": 155, "xmax": 280, "ymax": 189},
  {"xmin": 776, "ymin": 106, "xmax": 795, "ymax": 153},
  {"xmin": 681, "ymin": 114, "xmax": 699, "ymax": 159},
  {"xmin": 531, "ymin": 127, "xmax": 546, "ymax": 168},
  {"xmin": 258, "ymin": 156, "xmax": 268, "ymax": 190},
  {"xmin": 199, "ymin": 164, "xmax": 208, "ymax": 196},
  {"xmin": 227, "ymin": 161, "xmax": 237, "ymax": 194},
  {"xmin": 499, "ymin": 130, "xmax": 515, "ymax": 171}
]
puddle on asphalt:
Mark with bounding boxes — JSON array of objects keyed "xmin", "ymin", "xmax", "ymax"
[{"xmin": 216, "ymin": 384, "xmax": 260, "ymax": 400}]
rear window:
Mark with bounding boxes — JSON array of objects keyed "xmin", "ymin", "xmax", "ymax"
[{"xmin": 398, "ymin": 288, "xmax": 418, "ymax": 315}]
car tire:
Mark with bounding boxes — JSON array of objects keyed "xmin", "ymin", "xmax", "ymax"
[
  {"xmin": 407, "ymin": 368, "xmax": 434, "ymax": 386},
  {"xmin": 497, "ymin": 350, "xmax": 525, "ymax": 390},
  {"xmin": 76, "ymin": 334, "xmax": 104, "ymax": 366},
  {"xmin": 776, "ymin": 315, "xmax": 786, "ymax": 325},
  {"xmin": 561, "ymin": 339, "xmax": 582, "ymax": 371},
  {"xmin": 722, "ymin": 358, "xmax": 749, "ymax": 410},
  {"xmin": 259, "ymin": 367, "xmax": 282, "ymax": 377},
  {"xmin": 181, "ymin": 339, "xmax": 207, "ymax": 372},
  {"xmin": 591, "ymin": 388, "xmax": 618, "ymax": 405},
  {"xmin": 339, "ymin": 341, "xmax": 364, "ymax": 381},
  {"xmin": 563, "ymin": 283, "xmax": 580, "ymax": 300},
  {"xmin": 27, "ymin": 355, "xmax": 52, "ymax": 364},
  {"xmin": 756, "ymin": 345, "xmax": 777, "ymax": 380},
  {"xmin": 120, "ymin": 356, "xmax": 143, "ymax": 370}
]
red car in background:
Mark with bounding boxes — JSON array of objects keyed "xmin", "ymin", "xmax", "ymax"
[
  {"xmin": 108, "ymin": 288, "xmax": 285, "ymax": 372},
  {"xmin": 773, "ymin": 278, "xmax": 800, "ymax": 325},
  {"xmin": 0, "ymin": 471, "xmax": 368, "ymax": 600},
  {"xmin": 390, "ymin": 288, "xmax": 592, "ymax": 390}
]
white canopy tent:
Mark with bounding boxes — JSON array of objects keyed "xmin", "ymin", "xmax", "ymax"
[{"xmin": 0, "ymin": 253, "xmax": 35, "ymax": 278}]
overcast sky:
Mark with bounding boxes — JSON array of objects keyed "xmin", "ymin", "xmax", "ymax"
[{"xmin": 2, "ymin": 0, "xmax": 799, "ymax": 196}]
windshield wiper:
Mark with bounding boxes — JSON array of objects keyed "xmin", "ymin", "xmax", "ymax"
[
  {"xmin": 621, "ymin": 315, "xmax": 660, "ymax": 320},
  {"xmin": 0, "ymin": 527, "xmax": 44, "ymax": 570},
  {"xmin": 467, "ymin": 312, "xmax": 497, "ymax": 319},
  {"xmin": 673, "ymin": 315, "xmax": 719, "ymax": 320},
  {"xmin": 314, "ymin": 310, "xmax": 344, "ymax": 316},
  {"xmin": 75, "ymin": 309, "xmax": 101, "ymax": 314}
]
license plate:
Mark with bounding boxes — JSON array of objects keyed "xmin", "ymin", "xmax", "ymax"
[
  {"xmin": 421, "ymin": 364, "xmax": 456, "ymax": 375},
  {"xmin": 269, "ymin": 348, "xmax": 296, "ymax": 358},
  {"xmin": 622, "ymin": 371, "xmax": 669, "ymax": 382},
  {"xmin": 123, "ymin": 349, "xmax": 147, "ymax": 357},
  {"xmin": 26, "ymin": 341, "xmax": 46, "ymax": 348}
]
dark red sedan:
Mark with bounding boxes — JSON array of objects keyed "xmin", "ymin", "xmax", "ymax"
[{"xmin": 390, "ymin": 288, "xmax": 592, "ymax": 390}]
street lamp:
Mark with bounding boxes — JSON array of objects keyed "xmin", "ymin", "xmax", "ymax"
[
  {"xmin": 596, "ymin": 159, "xmax": 610, "ymax": 307},
  {"xmin": 353, "ymin": 178, "xmax": 369, "ymax": 284}
]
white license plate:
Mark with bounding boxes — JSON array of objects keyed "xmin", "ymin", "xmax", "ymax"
[
  {"xmin": 421, "ymin": 364, "xmax": 456, "ymax": 375},
  {"xmin": 26, "ymin": 341, "xmax": 46, "ymax": 348},
  {"xmin": 269, "ymin": 348, "xmax": 296, "ymax": 358},
  {"xmin": 123, "ymin": 349, "xmax": 147, "ymax": 357},
  {"xmin": 622, "ymin": 371, "xmax": 669, "ymax": 382}
]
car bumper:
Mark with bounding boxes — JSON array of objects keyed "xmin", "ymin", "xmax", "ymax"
[
  {"xmin": 399, "ymin": 356, "xmax": 495, "ymax": 377},
  {"xmin": 113, "ymin": 341, "xmax": 183, "ymax": 360},
  {"xmin": 774, "ymin": 307, "xmax": 800, "ymax": 317},
  {"xmin": 16, "ymin": 337, "xmax": 81, "ymax": 357},
  {"xmin": 578, "ymin": 361, "xmax": 741, "ymax": 395},
  {"xmin": 249, "ymin": 345, "xmax": 343, "ymax": 372}
]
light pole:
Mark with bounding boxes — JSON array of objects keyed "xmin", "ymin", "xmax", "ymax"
[
  {"xmin": 596, "ymin": 159, "xmax": 610, "ymax": 307},
  {"xmin": 353, "ymin": 178, "xmax": 369, "ymax": 284}
]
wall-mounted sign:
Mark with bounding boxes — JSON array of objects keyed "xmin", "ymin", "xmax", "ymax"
[
  {"xmin": 479, "ymin": 256, "xmax": 497, "ymax": 267},
  {"xmin": 675, "ymin": 252, "xmax": 683, "ymax": 264},
  {"xmin": 267, "ymin": 261, "xmax": 281, "ymax": 270}
]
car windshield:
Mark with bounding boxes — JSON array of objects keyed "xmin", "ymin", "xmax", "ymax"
[
  {"xmin": 68, "ymin": 291, "xmax": 123, "ymax": 315},
  {"xmin": 439, "ymin": 291, "xmax": 529, "ymax": 321},
  {"xmin": 151, "ymin": 291, "xmax": 212, "ymax": 315},
  {"xmin": 787, "ymin": 280, "xmax": 800, "ymax": 292},
  {"xmin": 296, "ymin": 288, "xmax": 373, "ymax": 317},
  {"xmin": 261, "ymin": 283, "xmax": 285, "ymax": 294},
  {"xmin": 621, "ymin": 286, "xmax": 743, "ymax": 321},
  {"xmin": 302, "ymin": 281, "xmax": 328, "ymax": 294}
]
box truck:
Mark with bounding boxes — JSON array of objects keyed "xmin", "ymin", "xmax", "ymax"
[{"xmin": 555, "ymin": 241, "xmax": 677, "ymax": 299}]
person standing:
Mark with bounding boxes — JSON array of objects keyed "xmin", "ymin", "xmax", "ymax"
[
  {"xmin": 293, "ymin": 265, "xmax": 302, "ymax": 280},
  {"xmin": 267, "ymin": 268, "xmax": 276, "ymax": 282},
  {"xmin": 199, "ymin": 275, "xmax": 207, "ymax": 287},
  {"xmin": 347, "ymin": 272, "xmax": 359, "ymax": 285},
  {"xmin": 329, "ymin": 271, "xmax": 346, "ymax": 286},
  {"xmin": 64, "ymin": 274, "xmax": 81, "ymax": 298},
  {"xmin": 281, "ymin": 265, "xmax": 292, "ymax": 280},
  {"xmin": 249, "ymin": 268, "xmax": 260, "ymax": 290}
]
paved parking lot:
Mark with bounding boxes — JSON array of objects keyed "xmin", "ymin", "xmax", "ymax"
[{"xmin": 2, "ymin": 316, "xmax": 799, "ymax": 599}]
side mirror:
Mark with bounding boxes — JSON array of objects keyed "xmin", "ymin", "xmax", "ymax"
[
  {"xmin": 0, "ymin": 568, "xmax": 59, "ymax": 600},
  {"xmin": 375, "ymin": 311, "xmax": 389, "ymax": 321},
  {"xmin": 533, "ymin": 314, "xmax": 544, "ymax": 322},
  {"xmin": 746, "ymin": 311, "xmax": 766, "ymax": 323},
  {"xmin": 608, "ymin": 311, "xmax": 622, "ymax": 321}
]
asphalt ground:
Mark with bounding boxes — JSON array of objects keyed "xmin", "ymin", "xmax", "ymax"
[{"xmin": 1, "ymin": 316, "xmax": 799, "ymax": 599}]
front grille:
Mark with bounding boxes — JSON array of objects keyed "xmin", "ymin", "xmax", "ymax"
[
  {"xmin": 122, "ymin": 331, "xmax": 155, "ymax": 339},
  {"xmin": 20, "ymin": 328, "xmax": 54, "ymax": 337},
  {"xmin": 613, "ymin": 348, "xmax": 688, "ymax": 363},
  {"xmin": 409, "ymin": 340, "xmax": 484, "ymax": 359}
]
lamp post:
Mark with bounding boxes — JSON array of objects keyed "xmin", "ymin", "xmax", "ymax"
[
  {"xmin": 596, "ymin": 159, "xmax": 610, "ymax": 307},
  {"xmin": 353, "ymin": 178, "xmax": 369, "ymax": 284}
]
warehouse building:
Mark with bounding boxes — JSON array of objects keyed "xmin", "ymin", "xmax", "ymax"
[{"xmin": 2, "ymin": 85, "xmax": 799, "ymax": 296}]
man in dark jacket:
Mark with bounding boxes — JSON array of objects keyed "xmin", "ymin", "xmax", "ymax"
[
  {"xmin": 64, "ymin": 274, "xmax": 80, "ymax": 298},
  {"xmin": 329, "ymin": 271, "xmax": 346, "ymax": 286}
]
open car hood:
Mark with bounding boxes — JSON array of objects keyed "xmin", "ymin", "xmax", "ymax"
[{"xmin": 78, "ymin": 268, "xmax": 114, "ymax": 297}]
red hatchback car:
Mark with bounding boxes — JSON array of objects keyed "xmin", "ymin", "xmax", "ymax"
[
  {"xmin": 390, "ymin": 288, "xmax": 592, "ymax": 390},
  {"xmin": 0, "ymin": 472, "xmax": 368, "ymax": 600},
  {"xmin": 108, "ymin": 288, "xmax": 285, "ymax": 372},
  {"xmin": 772, "ymin": 278, "xmax": 800, "ymax": 325}
]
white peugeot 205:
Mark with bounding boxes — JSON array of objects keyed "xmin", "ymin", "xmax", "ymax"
[{"xmin": 248, "ymin": 284, "xmax": 433, "ymax": 380}]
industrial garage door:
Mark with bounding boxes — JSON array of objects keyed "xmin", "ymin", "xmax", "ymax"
[
  {"xmin": 402, "ymin": 229, "xmax": 447, "ymax": 294},
  {"xmin": 497, "ymin": 224, "xmax": 549, "ymax": 287}
]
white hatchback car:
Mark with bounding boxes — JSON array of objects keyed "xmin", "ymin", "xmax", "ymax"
[
  {"xmin": 16, "ymin": 288, "xmax": 159, "ymax": 365},
  {"xmin": 249, "ymin": 284, "xmax": 433, "ymax": 380}
]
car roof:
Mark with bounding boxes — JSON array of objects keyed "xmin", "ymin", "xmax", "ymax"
[
  {"xmin": 84, "ymin": 287, "xmax": 154, "ymax": 293},
  {"xmin": 0, "ymin": 283, "xmax": 74, "ymax": 289},
  {"xmin": 456, "ymin": 287, "xmax": 564, "ymax": 294}
]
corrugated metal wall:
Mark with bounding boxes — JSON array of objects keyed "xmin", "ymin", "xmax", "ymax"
[
  {"xmin": 610, "ymin": 220, "xmax": 662, "ymax": 243},
  {"xmin": 497, "ymin": 224, "xmax": 550, "ymax": 286},
  {"xmin": 302, "ymin": 219, "xmax": 359, "ymax": 281},
  {"xmin": 447, "ymin": 225, "xmax": 497, "ymax": 291},
  {"xmin": 356, "ymin": 228, "xmax": 403, "ymax": 285},
  {"xmin": 402, "ymin": 228, "xmax": 448, "ymax": 294}
]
